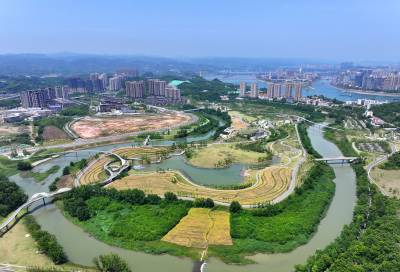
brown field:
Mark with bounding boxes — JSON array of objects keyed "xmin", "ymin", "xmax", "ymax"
[
  {"xmin": 0, "ymin": 123, "xmax": 29, "ymax": 137},
  {"xmin": 71, "ymin": 113, "xmax": 191, "ymax": 139},
  {"xmin": 371, "ymin": 167, "xmax": 400, "ymax": 198},
  {"xmin": 42, "ymin": 126, "xmax": 69, "ymax": 141},
  {"xmin": 161, "ymin": 208, "xmax": 232, "ymax": 248},
  {"xmin": 229, "ymin": 113, "xmax": 248, "ymax": 131},
  {"xmin": 107, "ymin": 166, "xmax": 292, "ymax": 205}
]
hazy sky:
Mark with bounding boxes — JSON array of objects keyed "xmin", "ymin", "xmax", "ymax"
[{"xmin": 1, "ymin": 0, "xmax": 399, "ymax": 61}]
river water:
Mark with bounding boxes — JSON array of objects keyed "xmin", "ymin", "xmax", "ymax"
[
  {"xmin": 11, "ymin": 124, "xmax": 356, "ymax": 272},
  {"xmin": 204, "ymin": 74, "xmax": 400, "ymax": 102}
]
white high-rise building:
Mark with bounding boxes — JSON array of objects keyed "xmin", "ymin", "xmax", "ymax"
[
  {"xmin": 99, "ymin": 73, "xmax": 108, "ymax": 89},
  {"xmin": 239, "ymin": 82, "xmax": 246, "ymax": 97},
  {"xmin": 250, "ymin": 83, "xmax": 258, "ymax": 98},
  {"xmin": 108, "ymin": 76, "xmax": 124, "ymax": 91}
]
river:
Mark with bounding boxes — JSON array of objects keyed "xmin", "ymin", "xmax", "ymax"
[
  {"xmin": 11, "ymin": 124, "xmax": 356, "ymax": 272},
  {"xmin": 204, "ymin": 74, "xmax": 400, "ymax": 102}
]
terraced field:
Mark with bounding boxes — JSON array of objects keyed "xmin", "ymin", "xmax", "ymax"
[
  {"xmin": 161, "ymin": 208, "xmax": 232, "ymax": 248},
  {"xmin": 107, "ymin": 166, "xmax": 292, "ymax": 205},
  {"xmin": 80, "ymin": 156, "xmax": 110, "ymax": 185},
  {"xmin": 114, "ymin": 146, "xmax": 168, "ymax": 161}
]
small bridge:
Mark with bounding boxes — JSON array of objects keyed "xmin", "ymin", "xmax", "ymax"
[
  {"xmin": 143, "ymin": 135, "xmax": 151, "ymax": 146},
  {"xmin": 0, "ymin": 188, "xmax": 71, "ymax": 236},
  {"xmin": 315, "ymin": 156, "xmax": 359, "ymax": 164}
]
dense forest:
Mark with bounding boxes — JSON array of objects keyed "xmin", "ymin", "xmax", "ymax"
[
  {"xmin": 0, "ymin": 175, "xmax": 28, "ymax": 217},
  {"xmin": 179, "ymin": 76, "xmax": 237, "ymax": 101},
  {"xmin": 372, "ymin": 102, "xmax": 400, "ymax": 126},
  {"xmin": 379, "ymin": 151, "xmax": 400, "ymax": 170}
]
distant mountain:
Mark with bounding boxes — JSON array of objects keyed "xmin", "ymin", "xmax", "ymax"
[{"xmin": 0, "ymin": 53, "xmax": 337, "ymax": 76}]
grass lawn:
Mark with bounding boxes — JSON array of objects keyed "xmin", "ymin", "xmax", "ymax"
[
  {"xmin": 371, "ymin": 167, "xmax": 400, "ymax": 198},
  {"xmin": 188, "ymin": 143, "xmax": 265, "ymax": 168},
  {"xmin": 0, "ymin": 222, "xmax": 53, "ymax": 267}
]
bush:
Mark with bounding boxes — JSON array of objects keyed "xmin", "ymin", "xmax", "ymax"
[
  {"xmin": 164, "ymin": 192, "xmax": 178, "ymax": 202},
  {"xmin": 194, "ymin": 198, "xmax": 214, "ymax": 208},
  {"xmin": 229, "ymin": 201, "xmax": 242, "ymax": 213},
  {"xmin": 17, "ymin": 161, "xmax": 33, "ymax": 171},
  {"xmin": 146, "ymin": 194, "xmax": 161, "ymax": 205},
  {"xmin": 24, "ymin": 216, "xmax": 67, "ymax": 264},
  {"xmin": 93, "ymin": 253, "xmax": 131, "ymax": 272}
]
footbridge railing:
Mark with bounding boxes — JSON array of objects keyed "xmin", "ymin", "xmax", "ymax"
[{"xmin": 0, "ymin": 188, "xmax": 71, "ymax": 236}]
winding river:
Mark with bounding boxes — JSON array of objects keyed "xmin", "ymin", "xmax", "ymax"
[{"xmin": 10, "ymin": 124, "xmax": 356, "ymax": 272}]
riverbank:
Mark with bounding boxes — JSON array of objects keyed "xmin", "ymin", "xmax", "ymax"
[{"xmin": 330, "ymin": 84, "xmax": 400, "ymax": 98}]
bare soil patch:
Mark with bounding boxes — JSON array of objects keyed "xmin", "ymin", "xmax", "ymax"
[
  {"xmin": 71, "ymin": 113, "xmax": 191, "ymax": 139},
  {"xmin": 42, "ymin": 126, "xmax": 69, "ymax": 141}
]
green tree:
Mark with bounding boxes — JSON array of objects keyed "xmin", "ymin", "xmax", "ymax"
[
  {"xmin": 229, "ymin": 201, "xmax": 242, "ymax": 213},
  {"xmin": 93, "ymin": 254, "xmax": 131, "ymax": 272},
  {"xmin": 17, "ymin": 161, "xmax": 33, "ymax": 171},
  {"xmin": 164, "ymin": 192, "xmax": 178, "ymax": 202}
]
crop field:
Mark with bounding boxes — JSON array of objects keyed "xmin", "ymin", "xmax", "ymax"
[
  {"xmin": 108, "ymin": 166, "xmax": 292, "ymax": 205},
  {"xmin": 71, "ymin": 112, "xmax": 192, "ymax": 139},
  {"xmin": 162, "ymin": 208, "xmax": 232, "ymax": 248},
  {"xmin": 188, "ymin": 143, "xmax": 266, "ymax": 168},
  {"xmin": 114, "ymin": 146, "xmax": 168, "ymax": 160}
]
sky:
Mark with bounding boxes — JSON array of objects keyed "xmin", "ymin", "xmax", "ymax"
[{"xmin": 0, "ymin": 0, "xmax": 400, "ymax": 61}]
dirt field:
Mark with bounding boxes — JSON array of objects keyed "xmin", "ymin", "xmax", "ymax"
[
  {"xmin": 42, "ymin": 126, "xmax": 69, "ymax": 141},
  {"xmin": 161, "ymin": 208, "xmax": 232, "ymax": 248},
  {"xmin": 71, "ymin": 113, "xmax": 192, "ymax": 139},
  {"xmin": 229, "ymin": 111, "xmax": 249, "ymax": 131},
  {"xmin": 371, "ymin": 168, "xmax": 400, "ymax": 198},
  {"xmin": 0, "ymin": 123, "xmax": 29, "ymax": 137},
  {"xmin": 107, "ymin": 166, "xmax": 292, "ymax": 205},
  {"xmin": 188, "ymin": 143, "xmax": 265, "ymax": 168}
]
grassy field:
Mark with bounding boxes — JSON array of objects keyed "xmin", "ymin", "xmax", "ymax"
[
  {"xmin": 108, "ymin": 166, "xmax": 291, "ymax": 205},
  {"xmin": 371, "ymin": 167, "xmax": 400, "ymax": 197},
  {"xmin": 62, "ymin": 198, "xmax": 200, "ymax": 259},
  {"xmin": 0, "ymin": 222, "xmax": 53, "ymax": 267},
  {"xmin": 188, "ymin": 143, "xmax": 266, "ymax": 168},
  {"xmin": 162, "ymin": 208, "xmax": 232, "ymax": 248}
]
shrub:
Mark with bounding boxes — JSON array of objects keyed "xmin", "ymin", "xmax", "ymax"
[
  {"xmin": 17, "ymin": 161, "xmax": 32, "ymax": 171},
  {"xmin": 146, "ymin": 194, "xmax": 161, "ymax": 205},
  {"xmin": 229, "ymin": 201, "xmax": 242, "ymax": 213},
  {"xmin": 164, "ymin": 192, "xmax": 178, "ymax": 202},
  {"xmin": 93, "ymin": 253, "xmax": 131, "ymax": 272}
]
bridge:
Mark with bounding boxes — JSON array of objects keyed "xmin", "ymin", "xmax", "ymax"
[
  {"xmin": 315, "ymin": 156, "xmax": 359, "ymax": 164},
  {"xmin": 0, "ymin": 188, "xmax": 71, "ymax": 236},
  {"xmin": 143, "ymin": 135, "xmax": 151, "ymax": 146},
  {"xmin": 1, "ymin": 150, "xmax": 129, "ymax": 236}
]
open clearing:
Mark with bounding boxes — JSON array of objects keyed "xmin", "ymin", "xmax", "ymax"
[
  {"xmin": 42, "ymin": 125, "xmax": 69, "ymax": 141},
  {"xmin": 0, "ymin": 222, "xmax": 53, "ymax": 267},
  {"xmin": 229, "ymin": 111, "xmax": 249, "ymax": 130},
  {"xmin": 71, "ymin": 113, "xmax": 192, "ymax": 139},
  {"xmin": 371, "ymin": 168, "xmax": 400, "ymax": 197},
  {"xmin": 188, "ymin": 143, "xmax": 266, "ymax": 168},
  {"xmin": 107, "ymin": 166, "xmax": 291, "ymax": 205},
  {"xmin": 161, "ymin": 208, "xmax": 232, "ymax": 248}
]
